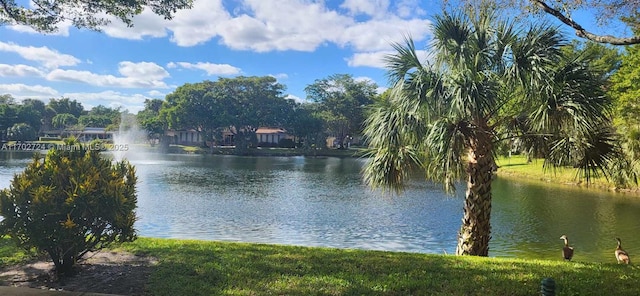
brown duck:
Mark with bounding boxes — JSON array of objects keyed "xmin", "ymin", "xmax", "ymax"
[
  {"xmin": 615, "ymin": 238, "xmax": 631, "ymax": 264},
  {"xmin": 560, "ymin": 235, "xmax": 574, "ymax": 261}
]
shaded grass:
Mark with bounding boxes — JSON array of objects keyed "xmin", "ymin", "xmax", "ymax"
[
  {"xmin": 113, "ymin": 238, "xmax": 640, "ymax": 296},
  {"xmin": 2, "ymin": 236, "xmax": 638, "ymax": 295},
  {"xmin": 0, "ymin": 236, "xmax": 37, "ymax": 265},
  {"xmin": 495, "ymin": 155, "xmax": 630, "ymax": 191}
]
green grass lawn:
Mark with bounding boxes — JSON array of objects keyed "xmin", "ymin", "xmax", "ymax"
[{"xmin": 3, "ymin": 237, "xmax": 637, "ymax": 295}]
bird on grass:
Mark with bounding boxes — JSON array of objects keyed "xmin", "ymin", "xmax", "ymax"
[
  {"xmin": 615, "ymin": 238, "xmax": 631, "ymax": 264},
  {"xmin": 560, "ymin": 235, "xmax": 574, "ymax": 261}
]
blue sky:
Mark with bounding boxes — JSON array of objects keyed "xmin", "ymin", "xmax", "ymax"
[{"xmin": 0, "ymin": 0, "xmax": 627, "ymax": 113}]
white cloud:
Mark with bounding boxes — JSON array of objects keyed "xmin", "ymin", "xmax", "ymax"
[
  {"xmin": 394, "ymin": 0, "xmax": 427, "ymax": 18},
  {"xmin": 285, "ymin": 94, "xmax": 306, "ymax": 103},
  {"xmin": 340, "ymin": 0, "xmax": 390, "ymax": 17},
  {"xmin": 0, "ymin": 64, "xmax": 45, "ymax": 77},
  {"xmin": 168, "ymin": 0, "xmax": 232, "ymax": 46},
  {"xmin": 167, "ymin": 62, "xmax": 241, "ymax": 76},
  {"xmin": 0, "ymin": 84, "xmax": 59, "ymax": 97},
  {"xmin": 270, "ymin": 73, "xmax": 288, "ymax": 80},
  {"xmin": 47, "ymin": 69, "xmax": 168, "ymax": 89},
  {"xmin": 102, "ymin": 0, "xmax": 231, "ymax": 46},
  {"xmin": 337, "ymin": 18, "xmax": 432, "ymax": 51},
  {"xmin": 7, "ymin": 19, "xmax": 73, "ymax": 36},
  {"xmin": 354, "ymin": 76, "xmax": 377, "ymax": 84},
  {"xmin": 346, "ymin": 51, "xmax": 393, "ymax": 68},
  {"xmin": 102, "ymin": 9, "xmax": 169, "ymax": 40},
  {"xmin": 376, "ymin": 86, "xmax": 388, "ymax": 94},
  {"xmin": 118, "ymin": 61, "xmax": 170, "ymax": 80},
  {"xmin": 43, "ymin": 61, "xmax": 169, "ymax": 89},
  {"xmin": 62, "ymin": 90, "xmax": 152, "ymax": 113},
  {"xmin": 0, "ymin": 41, "xmax": 81, "ymax": 69},
  {"xmin": 147, "ymin": 90, "xmax": 166, "ymax": 97},
  {"xmin": 99, "ymin": 0, "xmax": 433, "ymax": 53},
  {"xmin": 347, "ymin": 49, "xmax": 432, "ymax": 69}
]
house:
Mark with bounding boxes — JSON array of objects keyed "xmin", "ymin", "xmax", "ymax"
[
  {"xmin": 40, "ymin": 127, "xmax": 114, "ymax": 142},
  {"xmin": 255, "ymin": 127, "xmax": 292, "ymax": 146},
  {"xmin": 165, "ymin": 129, "xmax": 202, "ymax": 145}
]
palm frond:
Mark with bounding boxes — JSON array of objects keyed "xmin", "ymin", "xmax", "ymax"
[
  {"xmin": 384, "ymin": 36, "xmax": 427, "ymax": 86},
  {"xmin": 423, "ymin": 118, "xmax": 471, "ymax": 192},
  {"xmin": 545, "ymin": 126, "xmax": 622, "ymax": 183}
]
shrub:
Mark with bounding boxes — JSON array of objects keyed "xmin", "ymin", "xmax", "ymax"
[
  {"xmin": 278, "ymin": 138, "xmax": 295, "ymax": 148},
  {"xmin": 0, "ymin": 144, "xmax": 137, "ymax": 274}
]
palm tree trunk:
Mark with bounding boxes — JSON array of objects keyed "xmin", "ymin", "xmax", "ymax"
[{"xmin": 456, "ymin": 135, "xmax": 495, "ymax": 256}]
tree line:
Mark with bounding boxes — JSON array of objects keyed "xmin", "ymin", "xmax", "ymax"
[
  {"xmin": 0, "ymin": 95, "xmax": 132, "ymax": 141},
  {"xmin": 0, "ymin": 74, "xmax": 379, "ymax": 150}
]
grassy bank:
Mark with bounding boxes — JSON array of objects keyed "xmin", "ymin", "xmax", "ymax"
[
  {"xmin": 2, "ymin": 237, "xmax": 639, "ymax": 295},
  {"xmin": 496, "ymin": 155, "xmax": 640, "ymax": 193}
]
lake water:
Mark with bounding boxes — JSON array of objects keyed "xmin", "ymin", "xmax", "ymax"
[{"xmin": 1, "ymin": 151, "xmax": 639, "ymax": 263}]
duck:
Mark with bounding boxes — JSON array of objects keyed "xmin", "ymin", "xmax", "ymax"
[
  {"xmin": 560, "ymin": 235, "xmax": 574, "ymax": 261},
  {"xmin": 615, "ymin": 238, "xmax": 631, "ymax": 264}
]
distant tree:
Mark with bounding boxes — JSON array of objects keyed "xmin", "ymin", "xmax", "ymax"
[
  {"xmin": 137, "ymin": 99, "xmax": 166, "ymax": 142},
  {"xmin": 21, "ymin": 99, "xmax": 47, "ymax": 131},
  {"xmin": 212, "ymin": 76, "xmax": 290, "ymax": 151},
  {"xmin": 0, "ymin": 0, "xmax": 193, "ymax": 33},
  {"xmin": 6, "ymin": 123, "xmax": 37, "ymax": 141},
  {"xmin": 287, "ymin": 103, "xmax": 326, "ymax": 148},
  {"xmin": 0, "ymin": 94, "xmax": 15, "ymax": 104},
  {"xmin": 78, "ymin": 114, "xmax": 111, "ymax": 128},
  {"xmin": 0, "ymin": 143, "xmax": 137, "ymax": 274},
  {"xmin": 162, "ymin": 81, "xmax": 226, "ymax": 146},
  {"xmin": 16, "ymin": 104, "xmax": 43, "ymax": 132},
  {"xmin": 305, "ymin": 74, "xmax": 377, "ymax": 149},
  {"xmin": 52, "ymin": 113, "xmax": 78, "ymax": 129},
  {"xmin": 48, "ymin": 98, "xmax": 84, "ymax": 118},
  {"xmin": 162, "ymin": 76, "xmax": 292, "ymax": 150},
  {"xmin": 0, "ymin": 103, "xmax": 18, "ymax": 140}
]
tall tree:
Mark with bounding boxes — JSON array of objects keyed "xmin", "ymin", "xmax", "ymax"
[
  {"xmin": 608, "ymin": 44, "xmax": 640, "ymax": 185},
  {"xmin": 287, "ymin": 102, "xmax": 326, "ymax": 149},
  {"xmin": 305, "ymin": 74, "xmax": 377, "ymax": 149},
  {"xmin": 48, "ymin": 98, "xmax": 84, "ymax": 118},
  {"xmin": 161, "ymin": 80, "xmax": 228, "ymax": 146},
  {"xmin": 52, "ymin": 113, "xmax": 78, "ymax": 129},
  {"xmin": 162, "ymin": 76, "xmax": 292, "ymax": 149},
  {"xmin": 137, "ymin": 99, "xmax": 166, "ymax": 142},
  {"xmin": 452, "ymin": 0, "xmax": 640, "ymax": 45},
  {"xmin": 363, "ymin": 9, "xmax": 618, "ymax": 256},
  {"xmin": 0, "ymin": 0, "xmax": 192, "ymax": 33},
  {"xmin": 77, "ymin": 105, "xmax": 122, "ymax": 129}
]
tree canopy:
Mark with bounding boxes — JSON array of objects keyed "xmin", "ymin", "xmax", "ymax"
[
  {"xmin": 0, "ymin": 0, "xmax": 192, "ymax": 33},
  {"xmin": 161, "ymin": 76, "xmax": 293, "ymax": 147},
  {"xmin": 453, "ymin": 0, "xmax": 640, "ymax": 45},
  {"xmin": 305, "ymin": 74, "xmax": 378, "ymax": 149}
]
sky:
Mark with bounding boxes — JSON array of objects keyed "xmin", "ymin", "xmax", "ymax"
[{"xmin": 0, "ymin": 0, "xmax": 629, "ymax": 114}]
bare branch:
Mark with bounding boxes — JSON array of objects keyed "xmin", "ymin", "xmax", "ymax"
[{"xmin": 532, "ymin": 0, "xmax": 640, "ymax": 45}]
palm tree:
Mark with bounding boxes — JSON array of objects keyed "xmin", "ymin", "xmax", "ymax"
[{"xmin": 363, "ymin": 8, "xmax": 619, "ymax": 256}]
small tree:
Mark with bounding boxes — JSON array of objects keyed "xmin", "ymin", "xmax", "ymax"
[
  {"xmin": 0, "ymin": 143, "xmax": 138, "ymax": 274},
  {"xmin": 6, "ymin": 123, "xmax": 37, "ymax": 141}
]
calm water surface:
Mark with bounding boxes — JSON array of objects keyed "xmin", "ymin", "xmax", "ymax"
[{"xmin": 1, "ymin": 151, "xmax": 639, "ymax": 263}]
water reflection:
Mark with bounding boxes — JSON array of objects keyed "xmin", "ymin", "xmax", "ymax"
[{"xmin": 2, "ymin": 152, "xmax": 640, "ymax": 263}]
